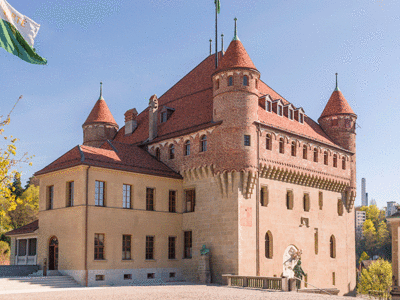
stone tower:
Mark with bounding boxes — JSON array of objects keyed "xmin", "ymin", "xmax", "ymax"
[
  {"xmin": 82, "ymin": 83, "xmax": 119, "ymax": 147},
  {"xmin": 318, "ymin": 75, "xmax": 357, "ymax": 209}
]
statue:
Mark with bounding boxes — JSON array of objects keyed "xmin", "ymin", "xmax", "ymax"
[
  {"xmin": 293, "ymin": 259, "xmax": 306, "ymax": 289},
  {"xmin": 282, "ymin": 245, "xmax": 302, "ymax": 278},
  {"xmin": 200, "ymin": 245, "xmax": 210, "ymax": 255}
]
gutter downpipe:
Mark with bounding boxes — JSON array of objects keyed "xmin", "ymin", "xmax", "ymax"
[
  {"xmin": 85, "ymin": 166, "xmax": 90, "ymax": 287},
  {"xmin": 256, "ymin": 124, "xmax": 260, "ymax": 276}
]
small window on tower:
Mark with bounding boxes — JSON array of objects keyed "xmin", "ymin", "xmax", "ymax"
[
  {"xmin": 243, "ymin": 75, "xmax": 249, "ymax": 86},
  {"xmin": 244, "ymin": 135, "xmax": 251, "ymax": 146},
  {"xmin": 228, "ymin": 76, "xmax": 233, "ymax": 86},
  {"xmin": 215, "ymin": 79, "xmax": 220, "ymax": 90},
  {"xmin": 345, "ymin": 119, "xmax": 352, "ymax": 128}
]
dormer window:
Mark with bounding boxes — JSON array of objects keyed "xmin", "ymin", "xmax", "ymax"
[
  {"xmin": 299, "ymin": 113, "xmax": 304, "ymax": 124},
  {"xmin": 266, "ymin": 101, "xmax": 272, "ymax": 112},
  {"xmin": 243, "ymin": 75, "xmax": 249, "ymax": 86},
  {"xmin": 288, "ymin": 109, "xmax": 293, "ymax": 120},
  {"xmin": 228, "ymin": 76, "xmax": 233, "ymax": 86},
  {"xmin": 161, "ymin": 112, "xmax": 167, "ymax": 123},
  {"xmin": 277, "ymin": 105, "xmax": 283, "ymax": 116},
  {"xmin": 160, "ymin": 106, "xmax": 175, "ymax": 123}
]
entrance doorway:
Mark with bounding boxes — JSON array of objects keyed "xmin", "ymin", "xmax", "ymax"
[{"xmin": 48, "ymin": 236, "xmax": 59, "ymax": 270}]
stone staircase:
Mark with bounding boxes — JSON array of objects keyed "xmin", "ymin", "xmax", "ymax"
[{"xmin": 0, "ymin": 275, "xmax": 82, "ymax": 292}]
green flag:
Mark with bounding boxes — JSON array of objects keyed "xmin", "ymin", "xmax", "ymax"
[
  {"xmin": 0, "ymin": 0, "xmax": 47, "ymax": 65},
  {"xmin": 215, "ymin": 0, "xmax": 220, "ymax": 14}
]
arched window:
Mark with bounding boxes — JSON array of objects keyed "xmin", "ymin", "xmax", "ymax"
[
  {"xmin": 184, "ymin": 140, "xmax": 191, "ymax": 156},
  {"xmin": 279, "ymin": 138, "xmax": 284, "ymax": 154},
  {"xmin": 303, "ymin": 145, "xmax": 307, "ymax": 159},
  {"xmin": 342, "ymin": 157, "xmax": 346, "ymax": 170},
  {"xmin": 265, "ymin": 231, "xmax": 273, "ymax": 259},
  {"xmin": 291, "ymin": 142, "xmax": 296, "ymax": 157},
  {"xmin": 324, "ymin": 151, "xmax": 328, "ymax": 165},
  {"xmin": 228, "ymin": 76, "xmax": 233, "ymax": 86},
  {"xmin": 266, "ymin": 134, "xmax": 272, "ymax": 150},
  {"xmin": 313, "ymin": 148, "xmax": 318, "ymax": 162},
  {"xmin": 155, "ymin": 148, "xmax": 160, "ymax": 161},
  {"xmin": 215, "ymin": 79, "xmax": 219, "ymax": 90},
  {"xmin": 303, "ymin": 193, "xmax": 310, "ymax": 212},
  {"xmin": 200, "ymin": 135, "xmax": 207, "ymax": 152},
  {"xmin": 330, "ymin": 235, "xmax": 336, "ymax": 258},
  {"xmin": 169, "ymin": 144, "xmax": 175, "ymax": 160},
  {"xmin": 337, "ymin": 199, "xmax": 344, "ymax": 216},
  {"xmin": 243, "ymin": 75, "xmax": 249, "ymax": 86},
  {"xmin": 333, "ymin": 154, "xmax": 337, "ymax": 168}
]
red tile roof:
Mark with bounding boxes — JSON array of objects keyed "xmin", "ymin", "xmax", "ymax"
[
  {"xmin": 35, "ymin": 142, "xmax": 181, "ymax": 179},
  {"xmin": 216, "ymin": 40, "xmax": 257, "ymax": 72},
  {"xmin": 6, "ymin": 220, "xmax": 38, "ymax": 236},
  {"xmin": 319, "ymin": 90, "xmax": 356, "ymax": 120},
  {"xmin": 83, "ymin": 99, "xmax": 118, "ymax": 126}
]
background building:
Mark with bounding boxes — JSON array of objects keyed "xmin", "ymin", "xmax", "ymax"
[
  {"xmin": 361, "ymin": 178, "xmax": 368, "ymax": 207},
  {"xmin": 387, "ymin": 201, "xmax": 399, "ymax": 217},
  {"xmin": 355, "ymin": 208, "xmax": 366, "ymax": 240}
]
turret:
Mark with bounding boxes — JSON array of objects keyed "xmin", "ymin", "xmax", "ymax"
[
  {"xmin": 82, "ymin": 82, "xmax": 119, "ymax": 147},
  {"xmin": 318, "ymin": 74, "xmax": 357, "ymax": 208}
]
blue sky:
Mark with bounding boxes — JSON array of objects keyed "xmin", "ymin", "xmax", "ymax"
[{"xmin": 1, "ymin": 0, "xmax": 399, "ymax": 209}]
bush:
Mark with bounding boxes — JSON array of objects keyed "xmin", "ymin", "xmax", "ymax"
[{"xmin": 357, "ymin": 259, "xmax": 392, "ymax": 296}]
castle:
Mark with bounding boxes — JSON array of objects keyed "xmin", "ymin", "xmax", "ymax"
[{"xmin": 7, "ymin": 24, "xmax": 357, "ymax": 295}]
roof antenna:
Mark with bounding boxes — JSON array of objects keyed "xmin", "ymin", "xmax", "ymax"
[
  {"xmin": 233, "ymin": 17, "xmax": 239, "ymax": 41},
  {"xmin": 221, "ymin": 33, "xmax": 224, "ymax": 57},
  {"xmin": 335, "ymin": 73, "xmax": 340, "ymax": 92},
  {"xmin": 209, "ymin": 39, "xmax": 212, "ymax": 56},
  {"xmin": 99, "ymin": 82, "xmax": 104, "ymax": 100}
]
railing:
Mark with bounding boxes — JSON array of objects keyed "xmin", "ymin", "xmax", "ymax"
[{"xmin": 223, "ymin": 275, "xmax": 284, "ymax": 291}]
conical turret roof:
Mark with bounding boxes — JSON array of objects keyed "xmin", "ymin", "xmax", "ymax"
[
  {"xmin": 216, "ymin": 39, "xmax": 257, "ymax": 72},
  {"xmin": 319, "ymin": 89, "xmax": 356, "ymax": 120},
  {"xmin": 83, "ymin": 98, "xmax": 118, "ymax": 126}
]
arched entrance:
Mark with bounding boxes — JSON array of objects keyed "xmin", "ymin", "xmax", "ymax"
[{"xmin": 48, "ymin": 236, "xmax": 59, "ymax": 270}]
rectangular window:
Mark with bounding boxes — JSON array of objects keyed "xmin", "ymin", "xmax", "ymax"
[
  {"xmin": 286, "ymin": 190, "xmax": 294, "ymax": 210},
  {"xmin": 123, "ymin": 184, "xmax": 132, "ymax": 209},
  {"xmin": 122, "ymin": 235, "xmax": 131, "ymax": 260},
  {"xmin": 184, "ymin": 231, "xmax": 192, "ymax": 259},
  {"xmin": 95, "ymin": 275, "xmax": 105, "ymax": 281},
  {"xmin": 147, "ymin": 273, "xmax": 155, "ymax": 279},
  {"xmin": 244, "ymin": 135, "xmax": 251, "ymax": 146},
  {"xmin": 332, "ymin": 272, "xmax": 336, "ymax": 285},
  {"xmin": 289, "ymin": 109, "xmax": 293, "ymax": 120},
  {"xmin": 94, "ymin": 233, "xmax": 105, "ymax": 260},
  {"xmin": 314, "ymin": 229, "xmax": 318, "ymax": 255},
  {"xmin": 169, "ymin": 190, "xmax": 176, "ymax": 213},
  {"xmin": 161, "ymin": 111, "xmax": 167, "ymax": 123},
  {"xmin": 260, "ymin": 186, "xmax": 268, "ymax": 207},
  {"xmin": 28, "ymin": 238, "xmax": 37, "ymax": 256},
  {"xmin": 18, "ymin": 239, "xmax": 27, "ymax": 256},
  {"xmin": 168, "ymin": 236, "xmax": 176, "ymax": 259},
  {"xmin": 124, "ymin": 274, "xmax": 132, "ymax": 280},
  {"xmin": 278, "ymin": 105, "xmax": 283, "ymax": 116},
  {"xmin": 47, "ymin": 185, "xmax": 54, "ymax": 210},
  {"xmin": 305, "ymin": 274, "xmax": 308, "ymax": 287},
  {"xmin": 146, "ymin": 188, "xmax": 155, "ymax": 211},
  {"xmin": 169, "ymin": 272, "xmax": 176, "ymax": 278},
  {"xmin": 146, "ymin": 236, "xmax": 155, "ymax": 260},
  {"xmin": 266, "ymin": 101, "xmax": 272, "ymax": 112},
  {"xmin": 67, "ymin": 181, "xmax": 74, "ymax": 207},
  {"xmin": 185, "ymin": 189, "xmax": 195, "ymax": 212},
  {"xmin": 299, "ymin": 113, "xmax": 304, "ymax": 124},
  {"xmin": 303, "ymin": 193, "xmax": 310, "ymax": 212},
  {"xmin": 95, "ymin": 181, "xmax": 105, "ymax": 206},
  {"xmin": 319, "ymin": 192, "xmax": 323, "ymax": 210}
]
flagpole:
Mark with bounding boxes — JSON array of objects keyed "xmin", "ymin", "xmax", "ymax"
[{"xmin": 215, "ymin": 1, "xmax": 218, "ymax": 69}]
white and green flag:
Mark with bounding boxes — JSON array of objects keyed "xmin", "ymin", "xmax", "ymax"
[{"xmin": 0, "ymin": 0, "xmax": 47, "ymax": 64}]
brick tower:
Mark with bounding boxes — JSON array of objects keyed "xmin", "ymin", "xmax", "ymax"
[
  {"xmin": 82, "ymin": 82, "xmax": 119, "ymax": 147},
  {"xmin": 318, "ymin": 74, "xmax": 357, "ymax": 209}
]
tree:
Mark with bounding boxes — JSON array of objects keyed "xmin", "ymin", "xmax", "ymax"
[
  {"xmin": 7, "ymin": 184, "xmax": 39, "ymax": 230},
  {"xmin": 359, "ymin": 251, "xmax": 370, "ymax": 264},
  {"xmin": 361, "ymin": 205, "xmax": 382, "ymax": 229},
  {"xmin": 0, "ymin": 240, "xmax": 10, "ymax": 265},
  {"xmin": 357, "ymin": 259, "xmax": 392, "ymax": 296},
  {"xmin": 363, "ymin": 219, "xmax": 377, "ymax": 253}
]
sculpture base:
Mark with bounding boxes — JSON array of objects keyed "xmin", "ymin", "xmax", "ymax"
[{"xmin": 198, "ymin": 254, "xmax": 211, "ymax": 284}]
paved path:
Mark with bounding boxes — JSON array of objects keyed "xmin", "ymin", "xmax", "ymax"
[{"xmin": 0, "ymin": 283, "xmax": 357, "ymax": 300}]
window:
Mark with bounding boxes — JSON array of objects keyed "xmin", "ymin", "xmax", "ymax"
[
  {"xmin": 18, "ymin": 239, "xmax": 27, "ymax": 256},
  {"xmin": 215, "ymin": 79, "xmax": 219, "ymax": 90},
  {"xmin": 324, "ymin": 151, "xmax": 328, "ymax": 165},
  {"xmin": 266, "ymin": 101, "xmax": 272, "ymax": 112},
  {"xmin": 161, "ymin": 112, "xmax": 167, "ymax": 123},
  {"xmin": 333, "ymin": 154, "xmax": 337, "ymax": 168},
  {"xmin": 146, "ymin": 188, "xmax": 155, "ymax": 211},
  {"xmin": 169, "ymin": 272, "xmax": 176, "ymax": 278},
  {"xmin": 314, "ymin": 229, "xmax": 318, "ymax": 255},
  {"xmin": 169, "ymin": 190, "xmax": 176, "ymax": 213},
  {"xmin": 124, "ymin": 274, "xmax": 132, "ymax": 280},
  {"xmin": 303, "ymin": 193, "xmax": 310, "ymax": 212},
  {"xmin": 243, "ymin": 75, "xmax": 249, "ymax": 86},
  {"xmin": 345, "ymin": 119, "xmax": 351, "ymax": 128},
  {"xmin": 155, "ymin": 148, "xmax": 161, "ymax": 161},
  {"xmin": 184, "ymin": 140, "xmax": 190, "ymax": 156},
  {"xmin": 279, "ymin": 138, "xmax": 284, "ymax": 154},
  {"xmin": 185, "ymin": 189, "xmax": 195, "ymax": 212},
  {"xmin": 244, "ymin": 135, "xmax": 251, "ymax": 146},
  {"xmin": 265, "ymin": 231, "xmax": 273, "ymax": 259},
  {"xmin": 147, "ymin": 273, "xmax": 155, "ymax": 279},
  {"xmin": 291, "ymin": 142, "xmax": 296, "ymax": 157},
  {"xmin": 277, "ymin": 105, "xmax": 283, "ymax": 116},
  {"xmin": 95, "ymin": 275, "xmax": 105, "ymax": 281},
  {"xmin": 255, "ymin": 79, "xmax": 259, "ymax": 89},
  {"xmin": 332, "ymin": 272, "xmax": 336, "ymax": 285},
  {"xmin": 260, "ymin": 186, "xmax": 268, "ymax": 206},
  {"xmin": 28, "ymin": 238, "xmax": 37, "ymax": 256},
  {"xmin": 266, "ymin": 134, "xmax": 272, "ymax": 150},
  {"xmin": 122, "ymin": 235, "xmax": 131, "ymax": 260},
  {"xmin": 313, "ymin": 148, "xmax": 318, "ymax": 162},
  {"xmin": 94, "ymin": 233, "xmax": 105, "ymax": 260},
  {"xmin": 123, "ymin": 184, "xmax": 132, "ymax": 209},
  {"xmin": 286, "ymin": 190, "xmax": 294, "ymax": 210},
  {"xmin": 184, "ymin": 231, "xmax": 192, "ymax": 259},
  {"xmin": 146, "ymin": 236, "xmax": 154, "ymax": 260},
  {"xmin": 330, "ymin": 235, "xmax": 336, "ymax": 258},
  {"xmin": 342, "ymin": 157, "xmax": 346, "ymax": 170},
  {"xmin": 337, "ymin": 199, "xmax": 344, "ymax": 216},
  {"xmin": 299, "ymin": 113, "xmax": 304, "ymax": 124},
  {"xmin": 47, "ymin": 185, "xmax": 54, "ymax": 210},
  {"xmin": 95, "ymin": 181, "xmax": 105, "ymax": 206},
  {"xmin": 169, "ymin": 144, "xmax": 175, "ymax": 159},
  {"xmin": 303, "ymin": 145, "xmax": 307, "ymax": 159},
  {"xmin": 66, "ymin": 181, "xmax": 74, "ymax": 207},
  {"xmin": 168, "ymin": 236, "xmax": 176, "ymax": 259},
  {"xmin": 332, "ymin": 118, "xmax": 338, "ymax": 126},
  {"xmin": 289, "ymin": 109, "xmax": 293, "ymax": 120},
  {"xmin": 200, "ymin": 135, "xmax": 207, "ymax": 152},
  {"xmin": 319, "ymin": 192, "xmax": 323, "ymax": 210},
  {"xmin": 228, "ymin": 76, "xmax": 233, "ymax": 86}
]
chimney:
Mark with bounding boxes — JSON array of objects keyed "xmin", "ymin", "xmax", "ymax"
[
  {"xmin": 148, "ymin": 94, "xmax": 158, "ymax": 141},
  {"xmin": 124, "ymin": 108, "xmax": 138, "ymax": 135}
]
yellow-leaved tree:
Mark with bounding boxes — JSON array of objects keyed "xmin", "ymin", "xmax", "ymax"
[{"xmin": 357, "ymin": 259, "xmax": 392, "ymax": 296}]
